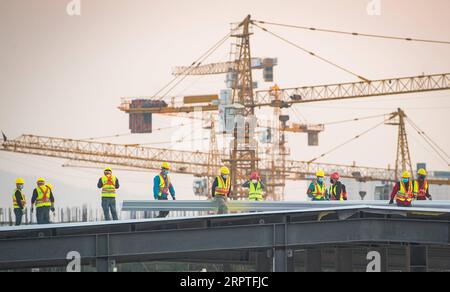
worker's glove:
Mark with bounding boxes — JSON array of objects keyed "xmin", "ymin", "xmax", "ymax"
[
  {"xmin": 172, "ymin": 197, "xmax": 176, "ymax": 201},
  {"xmin": 429, "ymin": 197, "xmax": 433, "ymax": 201},
  {"xmin": 389, "ymin": 200, "xmax": 394, "ymax": 205}
]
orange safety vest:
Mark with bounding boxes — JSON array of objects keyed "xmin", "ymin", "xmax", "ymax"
[
  {"xmin": 329, "ymin": 184, "xmax": 347, "ymax": 201},
  {"xmin": 396, "ymin": 181, "xmax": 414, "ymax": 203},
  {"xmin": 215, "ymin": 176, "xmax": 231, "ymax": 197},
  {"xmin": 414, "ymin": 180, "xmax": 429, "ymax": 200},
  {"xmin": 312, "ymin": 181, "xmax": 327, "ymax": 200}
]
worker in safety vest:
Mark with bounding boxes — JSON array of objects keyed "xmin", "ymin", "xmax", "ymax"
[
  {"xmin": 307, "ymin": 170, "xmax": 329, "ymax": 201},
  {"xmin": 153, "ymin": 162, "xmax": 176, "ymax": 218},
  {"xmin": 390, "ymin": 171, "xmax": 414, "ymax": 207},
  {"xmin": 329, "ymin": 172, "xmax": 348, "ymax": 201},
  {"xmin": 31, "ymin": 178, "xmax": 55, "ymax": 224},
  {"xmin": 242, "ymin": 172, "xmax": 266, "ymax": 201},
  {"xmin": 413, "ymin": 169, "xmax": 432, "ymax": 201},
  {"xmin": 13, "ymin": 178, "xmax": 26, "ymax": 226},
  {"xmin": 212, "ymin": 166, "xmax": 231, "ymax": 214},
  {"xmin": 97, "ymin": 167, "xmax": 120, "ymax": 221}
]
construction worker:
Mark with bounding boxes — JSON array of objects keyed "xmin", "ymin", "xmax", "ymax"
[
  {"xmin": 13, "ymin": 178, "xmax": 26, "ymax": 226},
  {"xmin": 212, "ymin": 166, "xmax": 231, "ymax": 214},
  {"xmin": 153, "ymin": 162, "xmax": 176, "ymax": 218},
  {"xmin": 414, "ymin": 169, "xmax": 432, "ymax": 201},
  {"xmin": 389, "ymin": 171, "xmax": 414, "ymax": 207},
  {"xmin": 97, "ymin": 167, "xmax": 120, "ymax": 221},
  {"xmin": 31, "ymin": 178, "xmax": 55, "ymax": 224},
  {"xmin": 307, "ymin": 170, "xmax": 329, "ymax": 201},
  {"xmin": 242, "ymin": 172, "xmax": 266, "ymax": 201},
  {"xmin": 329, "ymin": 172, "xmax": 348, "ymax": 201}
]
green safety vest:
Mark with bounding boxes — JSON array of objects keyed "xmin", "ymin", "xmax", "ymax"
[
  {"xmin": 249, "ymin": 182, "xmax": 263, "ymax": 201},
  {"xmin": 13, "ymin": 189, "xmax": 26, "ymax": 209},
  {"xmin": 36, "ymin": 185, "xmax": 52, "ymax": 208},
  {"xmin": 101, "ymin": 175, "xmax": 117, "ymax": 198}
]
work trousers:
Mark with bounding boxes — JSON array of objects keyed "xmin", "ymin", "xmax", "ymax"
[
  {"xmin": 102, "ymin": 197, "xmax": 119, "ymax": 221},
  {"xmin": 157, "ymin": 197, "xmax": 170, "ymax": 218},
  {"xmin": 215, "ymin": 195, "xmax": 229, "ymax": 215},
  {"xmin": 14, "ymin": 209, "xmax": 23, "ymax": 226},
  {"xmin": 36, "ymin": 206, "xmax": 51, "ymax": 224}
]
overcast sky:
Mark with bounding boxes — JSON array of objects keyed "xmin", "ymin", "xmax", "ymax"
[{"xmin": 0, "ymin": 0, "xmax": 449, "ymax": 208}]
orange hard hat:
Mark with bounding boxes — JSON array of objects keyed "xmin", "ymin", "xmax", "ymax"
[{"xmin": 250, "ymin": 172, "xmax": 259, "ymax": 180}]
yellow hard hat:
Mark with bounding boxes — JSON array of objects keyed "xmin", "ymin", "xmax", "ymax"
[
  {"xmin": 104, "ymin": 167, "xmax": 112, "ymax": 172},
  {"xmin": 402, "ymin": 171, "xmax": 411, "ymax": 179},
  {"xmin": 418, "ymin": 168, "xmax": 427, "ymax": 176},
  {"xmin": 15, "ymin": 178, "xmax": 25, "ymax": 184},
  {"xmin": 316, "ymin": 170, "xmax": 325, "ymax": 177},
  {"xmin": 161, "ymin": 162, "xmax": 171, "ymax": 170},
  {"xmin": 36, "ymin": 177, "xmax": 46, "ymax": 184},
  {"xmin": 46, "ymin": 184, "xmax": 54, "ymax": 190},
  {"xmin": 221, "ymin": 166, "xmax": 230, "ymax": 175}
]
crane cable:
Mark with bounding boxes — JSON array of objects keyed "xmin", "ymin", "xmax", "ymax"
[
  {"xmin": 319, "ymin": 113, "xmax": 389, "ymax": 126},
  {"xmin": 252, "ymin": 22, "xmax": 371, "ymax": 82},
  {"xmin": 307, "ymin": 120, "xmax": 386, "ymax": 164},
  {"xmin": 156, "ymin": 27, "xmax": 237, "ymax": 102},
  {"xmin": 253, "ymin": 20, "xmax": 450, "ymax": 45},
  {"xmin": 405, "ymin": 117, "xmax": 450, "ymax": 167}
]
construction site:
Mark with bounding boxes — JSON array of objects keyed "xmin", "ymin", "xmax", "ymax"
[{"xmin": 1, "ymin": 0, "xmax": 450, "ymax": 273}]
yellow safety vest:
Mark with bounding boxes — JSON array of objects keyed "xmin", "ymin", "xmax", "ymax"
[
  {"xmin": 312, "ymin": 181, "xmax": 327, "ymax": 200},
  {"xmin": 413, "ymin": 180, "xmax": 429, "ymax": 199},
  {"xmin": 101, "ymin": 175, "xmax": 117, "ymax": 198},
  {"xmin": 215, "ymin": 176, "xmax": 231, "ymax": 197},
  {"xmin": 329, "ymin": 185, "xmax": 343, "ymax": 201},
  {"xmin": 396, "ymin": 181, "xmax": 413, "ymax": 202},
  {"xmin": 249, "ymin": 181, "xmax": 263, "ymax": 201},
  {"xmin": 158, "ymin": 174, "xmax": 171, "ymax": 198},
  {"xmin": 13, "ymin": 189, "xmax": 26, "ymax": 209},
  {"xmin": 36, "ymin": 185, "xmax": 52, "ymax": 208}
]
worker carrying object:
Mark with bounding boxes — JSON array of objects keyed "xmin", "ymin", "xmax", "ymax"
[
  {"xmin": 212, "ymin": 166, "xmax": 231, "ymax": 214},
  {"xmin": 413, "ymin": 169, "xmax": 432, "ymax": 201},
  {"xmin": 329, "ymin": 172, "xmax": 348, "ymax": 201},
  {"xmin": 242, "ymin": 172, "xmax": 266, "ymax": 201},
  {"xmin": 307, "ymin": 170, "xmax": 329, "ymax": 201},
  {"xmin": 31, "ymin": 178, "xmax": 55, "ymax": 224},
  {"xmin": 97, "ymin": 167, "xmax": 120, "ymax": 221},
  {"xmin": 390, "ymin": 171, "xmax": 414, "ymax": 207},
  {"xmin": 153, "ymin": 162, "xmax": 176, "ymax": 218},
  {"xmin": 12, "ymin": 178, "xmax": 26, "ymax": 226}
]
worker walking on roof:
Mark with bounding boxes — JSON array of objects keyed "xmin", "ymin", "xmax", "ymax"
[
  {"xmin": 13, "ymin": 178, "xmax": 26, "ymax": 226},
  {"xmin": 390, "ymin": 171, "xmax": 414, "ymax": 207},
  {"xmin": 414, "ymin": 169, "xmax": 432, "ymax": 201},
  {"xmin": 307, "ymin": 170, "xmax": 329, "ymax": 201},
  {"xmin": 31, "ymin": 178, "xmax": 55, "ymax": 224},
  {"xmin": 98, "ymin": 167, "xmax": 120, "ymax": 221},
  {"xmin": 154, "ymin": 162, "xmax": 176, "ymax": 218},
  {"xmin": 242, "ymin": 172, "xmax": 266, "ymax": 201},
  {"xmin": 329, "ymin": 172, "xmax": 348, "ymax": 201},
  {"xmin": 212, "ymin": 167, "xmax": 231, "ymax": 214}
]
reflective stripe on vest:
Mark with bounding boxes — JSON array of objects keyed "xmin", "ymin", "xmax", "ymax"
[
  {"xmin": 312, "ymin": 181, "xmax": 327, "ymax": 200},
  {"xmin": 329, "ymin": 184, "xmax": 347, "ymax": 201},
  {"xmin": 12, "ymin": 189, "xmax": 26, "ymax": 209},
  {"xmin": 215, "ymin": 176, "xmax": 231, "ymax": 196},
  {"xmin": 249, "ymin": 182, "xmax": 263, "ymax": 201},
  {"xmin": 396, "ymin": 181, "xmax": 413, "ymax": 202},
  {"xmin": 36, "ymin": 186, "xmax": 51, "ymax": 208},
  {"xmin": 102, "ymin": 175, "xmax": 117, "ymax": 198},
  {"xmin": 413, "ymin": 180, "xmax": 428, "ymax": 199},
  {"xmin": 158, "ymin": 174, "xmax": 171, "ymax": 198}
]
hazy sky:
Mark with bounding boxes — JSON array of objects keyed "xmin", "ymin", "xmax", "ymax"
[{"xmin": 0, "ymin": 0, "xmax": 449, "ymax": 208}]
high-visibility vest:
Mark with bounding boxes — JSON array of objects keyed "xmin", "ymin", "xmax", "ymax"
[
  {"xmin": 249, "ymin": 181, "xmax": 263, "ymax": 201},
  {"xmin": 312, "ymin": 181, "xmax": 327, "ymax": 200},
  {"xmin": 12, "ymin": 189, "xmax": 26, "ymax": 209},
  {"xmin": 413, "ymin": 180, "xmax": 429, "ymax": 199},
  {"xmin": 158, "ymin": 174, "xmax": 171, "ymax": 198},
  {"xmin": 329, "ymin": 184, "xmax": 347, "ymax": 201},
  {"xmin": 35, "ymin": 185, "xmax": 52, "ymax": 208},
  {"xmin": 215, "ymin": 176, "xmax": 231, "ymax": 197},
  {"xmin": 101, "ymin": 175, "xmax": 117, "ymax": 198},
  {"xmin": 396, "ymin": 181, "xmax": 413, "ymax": 203}
]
